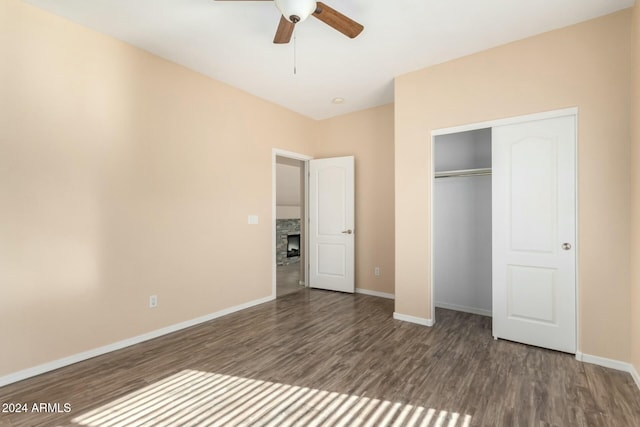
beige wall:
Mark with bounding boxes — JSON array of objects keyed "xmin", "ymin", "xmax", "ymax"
[
  {"xmin": 631, "ymin": 2, "xmax": 640, "ymax": 374},
  {"xmin": 0, "ymin": 0, "xmax": 314, "ymax": 377},
  {"xmin": 395, "ymin": 11, "xmax": 632, "ymax": 361},
  {"xmin": 314, "ymin": 105, "xmax": 395, "ymax": 295}
]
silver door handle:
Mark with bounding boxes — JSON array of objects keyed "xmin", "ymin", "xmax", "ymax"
[
  {"xmin": 562, "ymin": 243, "xmax": 572, "ymax": 250},
  {"xmin": 341, "ymin": 229, "xmax": 353, "ymax": 234}
]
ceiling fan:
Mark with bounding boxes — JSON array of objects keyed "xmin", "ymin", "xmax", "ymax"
[{"xmin": 216, "ymin": 0, "xmax": 364, "ymax": 44}]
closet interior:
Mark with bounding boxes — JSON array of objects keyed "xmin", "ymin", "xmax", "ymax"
[{"xmin": 433, "ymin": 128, "xmax": 492, "ymax": 317}]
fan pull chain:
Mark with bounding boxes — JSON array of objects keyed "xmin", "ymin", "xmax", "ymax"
[{"xmin": 293, "ymin": 29, "xmax": 297, "ymax": 75}]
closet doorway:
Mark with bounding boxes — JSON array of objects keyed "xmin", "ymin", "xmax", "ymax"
[
  {"xmin": 431, "ymin": 109, "xmax": 577, "ymax": 354},
  {"xmin": 433, "ymin": 128, "xmax": 492, "ymax": 317}
]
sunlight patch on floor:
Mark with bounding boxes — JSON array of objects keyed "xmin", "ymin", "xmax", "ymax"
[{"xmin": 72, "ymin": 369, "xmax": 472, "ymax": 427}]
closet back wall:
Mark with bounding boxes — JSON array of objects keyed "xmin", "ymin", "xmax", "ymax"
[{"xmin": 434, "ymin": 129, "xmax": 492, "ymax": 316}]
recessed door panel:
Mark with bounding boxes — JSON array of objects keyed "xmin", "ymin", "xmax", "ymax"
[
  {"xmin": 508, "ymin": 265, "xmax": 556, "ymax": 324},
  {"xmin": 510, "ymin": 138, "xmax": 557, "ymax": 254},
  {"xmin": 318, "ymin": 167, "xmax": 346, "ymax": 236},
  {"xmin": 317, "ymin": 244, "xmax": 346, "ymax": 276}
]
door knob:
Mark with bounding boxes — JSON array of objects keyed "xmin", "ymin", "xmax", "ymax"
[
  {"xmin": 341, "ymin": 229, "xmax": 353, "ymax": 234},
  {"xmin": 562, "ymin": 243, "xmax": 572, "ymax": 250}
]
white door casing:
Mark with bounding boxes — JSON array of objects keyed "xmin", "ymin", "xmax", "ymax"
[
  {"xmin": 492, "ymin": 115, "xmax": 576, "ymax": 353},
  {"xmin": 309, "ymin": 156, "xmax": 355, "ymax": 293}
]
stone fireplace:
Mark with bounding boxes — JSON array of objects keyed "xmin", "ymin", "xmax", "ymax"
[{"xmin": 276, "ymin": 218, "xmax": 300, "ymax": 265}]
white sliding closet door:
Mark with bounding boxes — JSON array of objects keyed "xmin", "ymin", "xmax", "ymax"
[{"xmin": 492, "ymin": 115, "xmax": 576, "ymax": 353}]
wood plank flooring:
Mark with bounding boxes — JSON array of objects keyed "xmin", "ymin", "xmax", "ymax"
[{"xmin": 1, "ymin": 289, "xmax": 639, "ymax": 426}]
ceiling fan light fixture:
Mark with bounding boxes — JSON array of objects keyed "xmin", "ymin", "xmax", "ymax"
[{"xmin": 275, "ymin": 0, "xmax": 317, "ymax": 23}]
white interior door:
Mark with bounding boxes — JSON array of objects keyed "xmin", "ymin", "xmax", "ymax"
[
  {"xmin": 492, "ymin": 115, "xmax": 576, "ymax": 353},
  {"xmin": 309, "ymin": 156, "xmax": 355, "ymax": 293}
]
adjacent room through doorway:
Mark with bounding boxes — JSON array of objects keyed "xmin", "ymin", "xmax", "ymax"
[{"xmin": 275, "ymin": 155, "xmax": 305, "ymax": 297}]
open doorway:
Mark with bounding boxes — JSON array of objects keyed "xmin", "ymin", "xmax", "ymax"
[
  {"xmin": 275, "ymin": 155, "xmax": 306, "ymax": 297},
  {"xmin": 272, "ymin": 149, "xmax": 356, "ymax": 297}
]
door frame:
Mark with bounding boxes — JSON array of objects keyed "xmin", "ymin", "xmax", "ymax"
[
  {"xmin": 272, "ymin": 148, "xmax": 313, "ymax": 298},
  {"xmin": 429, "ymin": 107, "xmax": 579, "ymax": 346}
]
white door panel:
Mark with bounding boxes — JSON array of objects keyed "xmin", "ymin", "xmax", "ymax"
[
  {"xmin": 318, "ymin": 167, "xmax": 347, "ymax": 235},
  {"xmin": 510, "ymin": 137, "xmax": 557, "ymax": 253},
  {"xmin": 309, "ymin": 156, "xmax": 355, "ymax": 293},
  {"xmin": 493, "ymin": 115, "xmax": 576, "ymax": 353},
  {"xmin": 508, "ymin": 265, "xmax": 556, "ymax": 323}
]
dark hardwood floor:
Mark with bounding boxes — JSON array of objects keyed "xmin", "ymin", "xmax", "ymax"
[{"xmin": 1, "ymin": 289, "xmax": 639, "ymax": 426}]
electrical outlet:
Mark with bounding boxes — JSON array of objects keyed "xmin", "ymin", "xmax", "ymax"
[
  {"xmin": 374, "ymin": 267, "xmax": 380, "ymax": 277},
  {"xmin": 149, "ymin": 295, "xmax": 158, "ymax": 308}
]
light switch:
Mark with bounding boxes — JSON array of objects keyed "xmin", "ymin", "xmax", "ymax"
[{"xmin": 248, "ymin": 215, "xmax": 259, "ymax": 225}]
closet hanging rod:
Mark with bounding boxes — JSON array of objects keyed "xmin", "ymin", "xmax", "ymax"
[{"xmin": 434, "ymin": 168, "xmax": 492, "ymax": 179}]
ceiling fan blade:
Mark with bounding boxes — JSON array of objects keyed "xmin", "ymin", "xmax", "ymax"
[
  {"xmin": 312, "ymin": 2, "xmax": 363, "ymax": 39},
  {"xmin": 273, "ymin": 15, "xmax": 295, "ymax": 44}
]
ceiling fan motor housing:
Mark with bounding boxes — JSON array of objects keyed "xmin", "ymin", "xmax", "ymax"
[{"xmin": 274, "ymin": 0, "xmax": 317, "ymax": 23}]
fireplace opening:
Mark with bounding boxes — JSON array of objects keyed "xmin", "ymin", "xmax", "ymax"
[{"xmin": 287, "ymin": 234, "xmax": 300, "ymax": 258}]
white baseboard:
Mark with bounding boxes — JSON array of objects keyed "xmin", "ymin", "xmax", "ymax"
[
  {"xmin": 631, "ymin": 364, "xmax": 640, "ymax": 391},
  {"xmin": 355, "ymin": 288, "xmax": 395, "ymax": 300},
  {"xmin": 0, "ymin": 295, "xmax": 274, "ymax": 388},
  {"xmin": 575, "ymin": 351, "xmax": 632, "ymax": 372},
  {"xmin": 393, "ymin": 312, "xmax": 434, "ymax": 327},
  {"xmin": 576, "ymin": 352, "xmax": 640, "ymax": 391},
  {"xmin": 435, "ymin": 302, "xmax": 492, "ymax": 317}
]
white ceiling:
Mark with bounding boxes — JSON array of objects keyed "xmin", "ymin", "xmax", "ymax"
[{"xmin": 24, "ymin": 0, "xmax": 635, "ymax": 120}]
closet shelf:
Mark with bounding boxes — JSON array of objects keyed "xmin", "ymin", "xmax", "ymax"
[{"xmin": 434, "ymin": 167, "xmax": 492, "ymax": 179}]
